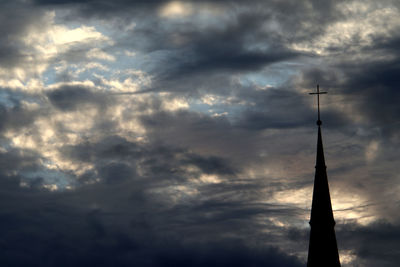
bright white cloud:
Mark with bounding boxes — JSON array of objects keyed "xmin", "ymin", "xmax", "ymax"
[
  {"xmin": 0, "ymin": 11, "xmax": 113, "ymax": 91},
  {"xmin": 95, "ymin": 69, "xmax": 152, "ymax": 93},
  {"xmin": 292, "ymin": 1, "xmax": 400, "ymax": 56}
]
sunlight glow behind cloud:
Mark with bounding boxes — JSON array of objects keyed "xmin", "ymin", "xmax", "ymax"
[{"xmin": 159, "ymin": 1, "xmax": 193, "ymax": 18}]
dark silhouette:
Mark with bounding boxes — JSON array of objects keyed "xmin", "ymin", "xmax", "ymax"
[{"xmin": 307, "ymin": 85, "xmax": 341, "ymax": 267}]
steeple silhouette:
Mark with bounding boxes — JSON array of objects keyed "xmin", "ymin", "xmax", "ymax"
[{"xmin": 307, "ymin": 85, "xmax": 341, "ymax": 267}]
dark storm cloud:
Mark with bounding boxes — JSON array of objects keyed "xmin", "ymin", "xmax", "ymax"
[
  {"xmin": 336, "ymin": 221, "xmax": 400, "ymax": 267},
  {"xmin": 0, "ymin": 120, "xmax": 307, "ymax": 265},
  {"xmin": 0, "ymin": 131, "xmax": 306, "ymax": 266},
  {"xmin": 0, "ymin": 91, "xmax": 46, "ymax": 134},
  {"xmin": 53, "ymin": 128, "xmax": 314, "ymax": 264},
  {"xmin": 0, "ymin": 148, "xmax": 41, "ymax": 175},
  {"xmin": 183, "ymin": 154, "xmax": 236, "ymax": 175},
  {"xmin": 143, "ymin": 9, "xmax": 302, "ymax": 76},
  {"xmin": 340, "ymin": 59, "xmax": 400, "ymax": 133},
  {"xmin": 60, "ymin": 134, "xmax": 237, "ymax": 185},
  {"xmin": 130, "ymin": 0, "xmax": 341, "ymax": 96},
  {"xmin": 139, "ymin": 110, "xmax": 249, "ymax": 161},
  {"xmin": 98, "ymin": 162, "xmax": 136, "ymax": 184},
  {"xmin": 31, "ymin": 0, "xmax": 341, "ymax": 87},
  {"xmin": 46, "ymin": 85, "xmax": 109, "ymax": 111},
  {"xmin": 0, "ymin": 2, "xmax": 47, "ymax": 68},
  {"xmin": 286, "ymin": 220, "xmax": 400, "ymax": 267},
  {"xmin": 33, "ymin": 0, "xmax": 166, "ymax": 7},
  {"xmin": 157, "ymin": 41, "xmax": 298, "ymax": 80},
  {"xmin": 140, "ymin": 105, "xmax": 291, "ymax": 157},
  {"xmin": 0, "ymin": 0, "xmax": 341, "ymax": 84},
  {"xmin": 235, "ymin": 87, "xmax": 316, "ymax": 130},
  {"xmin": 0, "ymin": 146, "xmax": 63, "ymax": 192},
  {"xmin": 300, "ymin": 49, "xmax": 400, "ymax": 137},
  {"xmin": 0, "ymin": 179, "xmax": 304, "ymax": 266},
  {"xmin": 32, "ymin": 0, "xmax": 340, "ymax": 27},
  {"xmin": 130, "ymin": 1, "xmax": 338, "ymax": 86}
]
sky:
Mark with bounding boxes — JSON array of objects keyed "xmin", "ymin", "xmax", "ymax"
[{"xmin": 0, "ymin": 0, "xmax": 400, "ymax": 266}]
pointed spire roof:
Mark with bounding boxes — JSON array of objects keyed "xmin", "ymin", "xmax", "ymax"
[{"xmin": 307, "ymin": 85, "xmax": 341, "ymax": 267}]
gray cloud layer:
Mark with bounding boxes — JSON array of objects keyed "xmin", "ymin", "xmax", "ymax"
[{"xmin": 1, "ymin": 0, "xmax": 400, "ymax": 266}]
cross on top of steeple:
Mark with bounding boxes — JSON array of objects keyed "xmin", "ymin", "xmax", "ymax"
[
  {"xmin": 307, "ymin": 84, "xmax": 341, "ymax": 267},
  {"xmin": 309, "ymin": 84, "xmax": 327, "ymax": 126}
]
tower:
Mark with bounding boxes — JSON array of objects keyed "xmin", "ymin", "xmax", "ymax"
[{"xmin": 307, "ymin": 85, "xmax": 341, "ymax": 267}]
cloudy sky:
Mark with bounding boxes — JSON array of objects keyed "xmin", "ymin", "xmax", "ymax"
[{"xmin": 1, "ymin": 0, "xmax": 400, "ymax": 266}]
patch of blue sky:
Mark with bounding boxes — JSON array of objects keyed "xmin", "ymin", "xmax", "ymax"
[
  {"xmin": 0, "ymin": 89, "xmax": 41, "ymax": 109},
  {"xmin": 42, "ymin": 61, "xmax": 108, "ymax": 87},
  {"xmin": 46, "ymin": 12, "xmax": 187, "ymax": 89},
  {"xmin": 60, "ymin": 14, "xmax": 140, "ymax": 59},
  {"xmin": 21, "ymin": 168, "xmax": 77, "ymax": 191},
  {"xmin": 106, "ymin": 52, "xmax": 145, "ymax": 74},
  {"xmin": 41, "ymin": 67, "xmax": 57, "ymax": 87},
  {"xmin": 0, "ymin": 90, "xmax": 13, "ymax": 108},
  {"xmin": 142, "ymin": 49, "xmax": 181, "ymax": 74},
  {"xmin": 187, "ymin": 100, "xmax": 212, "ymax": 114},
  {"xmin": 0, "ymin": 139, "xmax": 13, "ymax": 152},
  {"xmin": 188, "ymin": 98, "xmax": 246, "ymax": 123},
  {"xmin": 241, "ymin": 61, "xmax": 302, "ymax": 89}
]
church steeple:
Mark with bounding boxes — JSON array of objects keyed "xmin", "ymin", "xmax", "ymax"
[{"xmin": 307, "ymin": 85, "xmax": 341, "ymax": 267}]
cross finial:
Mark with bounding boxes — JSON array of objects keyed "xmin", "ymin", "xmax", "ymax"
[{"xmin": 309, "ymin": 84, "xmax": 327, "ymax": 126}]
